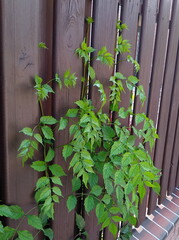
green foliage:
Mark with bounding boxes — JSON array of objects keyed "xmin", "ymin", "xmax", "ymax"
[{"xmin": 0, "ymin": 20, "xmax": 161, "ymax": 240}]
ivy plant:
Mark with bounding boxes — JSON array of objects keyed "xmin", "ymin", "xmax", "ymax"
[{"xmin": 0, "ymin": 19, "xmax": 160, "ymax": 240}]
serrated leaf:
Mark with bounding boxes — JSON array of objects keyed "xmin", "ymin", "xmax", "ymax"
[
  {"xmin": 45, "ymin": 147, "xmax": 55, "ymax": 162},
  {"xmin": 43, "ymin": 228, "xmax": 54, "ymax": 240},
  {"xmin": 84, "ymin": 195, "xmax": 95, "ymax": 214},
  {"xmin": 82, "ymin": 172, "xmax": 89, "ymax": 188},
  {"xmin": 76, "ymin": 213, "xmax": 85, "ymax": 231},
  {"xmin": 31, "ymin": 161, "xmax": 47, "ymax": 172},
  {"xmin": 17, "ymin": 230, "xmax": 33, "ymax": 240},
  {"xmin": 109, "ymin": 222, "xmax": 118, "ymax": 237},
  {"xmin": 66, "ymin": 108, "xmax": 78, "ymax": 118},
  {"xmin": 138, "ymin": 183, "xmax": 146, "ymax": 202},
  {"xmin": 96, "ymin": 202, "xmax": 105, "ymax": 219},
  {"xmin": 36, "ymin": 177, "xmax": 50, "ymax": 190},
  {"xmin": 41, "ymin": 126, "xmax": 54, "ymax": 140},
  {"xmin": 112, "ymin": 216, "xmax": 123, "ymax": 222},
  {"xmin": 109, "ymin": 207, "xmax": 120, "ymax": 214},
  {"xmin": 62, "ymin": 145, "xmax": 73, "ymax": 160},
  {"xmin": 102, "ymin": 217, "xmax": 110, "ymax": 229},
  {"xmin": 0, "ymin": 226, "xmax": 15, "ymax": 239},
  {"xmin": 34, "ymin": 133, "xmax": 43, "ymax": 144},
  {"xmin": 125, "ymin": 181, "xmax": 133, "ymax": 195},
  {"xmin": 114, "ymin": 170, "xmax": 126, "ymax": 187},
  {"xmin": 135, "ymin": 150, "xmax": 147, "ymax": 161},
  {"xmin": 101, "ymin": 194, "xmax": 111, "ymax": 205},
  {"xmin": 20, "ymin": 127, "xmax": 33, "ymax": 136},
  {"xmin": 67, "ymin": 195, "xmax": 77, "ymax": 212},
  {"xmin": 88, "ymin": 65, "xmax": 96, "ymax": 80},
  {"xmin": 102, "ymin": 126, "xmax": 115, "ymax": 140},
  {"xmin": 104, "ymin": 178, "xmax": 114, "ymax": 195},
  {"xmin": 135, "ymin": 114, "xmax": 145, "ymax": 126},
  {"xmin": 121, "ymin": 152, "xmax": 133, "ymax": 167},
  {"xmin": 49, "ymin": 164, "xmax": 66, "ymax": 177},
  {"xmin": 0, "ymin": 205, "xmax": 24, "ymax": 220},
  {"xmin": 116, "ymin": 186, "xmax": 124, "ymax": 205},
  {"xmin": 52, "ymin": 194, "xmax": 60, "ymax": 203},
  {"xmin": 35, "ymin": 187, "xmax": 51, "ymax": 203},
  {"xmin": 103, "ymin": 163, "xmax": 114, "ymax": 179},
  {"xmin": 129, "ymin": 164, "xmax": 140, "ymax": 178},
  {"xmin": 40, "ymin": 116, "xmax": 57, "ymax": 125},
  {"xmin": 90, "ymin": 185, "xmax": 102, "ymax": 197},
  {"xmin": 27, "ymin": 215, "xmax": 43, "ymax": 230},
  {"xmin": 51, "ymin": 176, "xmax": 63, "ymax": 186},
  {"xmin": 58, "ymin": 117, "xmax": 68, "ymax": 130},
  {"xmin": 18, "ymin": 139, "xmax": 31, "ymax": 151},
  {"xmin": 52, "ymin": 186, "xmax": 62, "ymax": 196},
  {"xmin": 72, "ymin": 177, "xmax": 81, "ymax": 192},
  {"xmin": 110, "ymin": 141, "xmax": 125, "ymax": 156}
]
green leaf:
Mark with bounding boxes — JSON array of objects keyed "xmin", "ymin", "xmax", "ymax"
[
  {"xmin": 20, "ymin": 127, "xmax": 33, "ymax": 136},
  {"xmin": 66, "ymin": 108, "xmax": 78, "ymax": 118},
  {"xmin": 96, "ymin": 202, "xmax": 105, "ymax": 219},
  {"xmin": 17, "ymin": 230, "xmax": 33, "ymax": 240},
  {"xmin": 18, "ymin": 139, "xmax": 31, "ymax": 151},
  {"xmin": 112, "ymin": 216, "xmax": 123, "ymax": 222},
  {"xmin": 59, "ymin": 117, "xmax": 68, "ymax": 130},
  {"xmin": 116, "ymin": 186, "xmax": 124, "ymax": 205},
  {"xmin": 45, "ymin": 147, "xmax": 55, "ymax": 162},
  {"xmin": 135, "ymin": 150, "xmax": 147, "ymax": 161},
  {"xmin": 0, "ymin": 226, "xmax": 15, "ymax": 239},
  {"xmin": 72, "ymin": 177, "xmax": 81, "ymax": 192},
  {"xmin": 127, "ymin": 75, "xmax": 139, "ymax": 84},
  {"xmin": 35, "ymin": 187, "xmax": 51, "ymax": 203},
  {"xmin": 138, "ymin": 183, "xmax": 146, "ymax": 201},
  {"xmin": 69, "ymin": 124, "xmax": 78, "ymax": 135},
  {"xmin": 84, "ymin": 195, "xmax": 95, "ymax": 214},
  {"xmin": 102, "ymin": 217, "xmax": 110, "ymax": 229},
  {"xmin": 82, "ymin": 172, "xmax": 89, "ymax": 188},
  {"xmin": 51, "ymin": 176, "xmax": 63, "ymax": 186},
  {"xmin": 125, "ymin": 181, "xmax": 133, "ymax": 195},
  {"xmin": 40, "ymin": 116, "xmax": 57, "ymax": 125},
  {"xmin": 67, "ymin": 195, "xmax": 77, "ymax": 212},
  {"xmin": 27, "ymin": 215, "xmax": 43, "ymax": 230},
  {"xmin": 135, "ymin": 113, "xmax": 145, "ymax": 126},
  {"xmin": 43, "ymin": 228, "xmax": 54, "ymax": 240},
  {"xmin": 34, "ymin": 133, "xmax": 43, "ymax": 145},
  {"xmin": 62, "ymin": 145, "xmax": 73, "ymax": 160},
  {"xmin": 38, "ymin": 42, "xmax": 48, "ymax": 49},
  {"xmin": 109, "ymin": 207, "xmax": 120, "ymax": 214},
  {"xmin": 121, "ymin": 152, "xmax": 133, "ymax": 167},
  {"xmin": 102, "ymin": 126, "xmax": 115, "ymax": 140},
  {"xmin": 110, "ymin": 141, "xmax": 125, "ymax": 156},
  {"xmin": 63, "ymin": 70, "xmax": 77, "ymax": 88},
  {"xmin": 41, "ymin": 126, "xmax": 54, "ymax": 140},
  {"xmin": 109, "ymin": 222, "xmax": 118, "ymax": 237},
  {"xmin": 49, "ymin": 164, "xmax": 66, "ymax": 177},
  {"xmin": 76, "ymin": 213, "xmax": 85, "ymax": 231},
  {"xmin": 103, "ymin": 163, "xmax": 114, "ymax": 179},
  {"xmin": 104, "ymin": 178, "xmax": 114, "ymax": 195},
  {"xmin": 36, "ymin": 177, "xmax": 50, "ymax": 190},
  {"xmin": 90, "ymin": 185, "xmax": 102, "ymax": 197},
  {"xmin": 88, "ymin": 65, "xmax": 96, "ymax": 80},
  {"xmin": 52, "ymin": 186, "xmax": 62, "ymax": 196},
  {"xmin": 31, "ymin": 161, "xmax": 47, "ymax": 172},
  {"xmin": 129, "ymin": 164, "xmax": 140, "ymax": 178},
  {"xmin": 2, "ymin": 205, "xmax": 24, "ymax": 220},
  {"xmin": 114, "ymin": 170, "xmax": 126, "ymax": 187},
  {"xmin": 101, "ymin": 194, "xmax": 111, "ymax": 205},
  {"xmin": 86, "ymin": 17, "xmax": 94, "ymax": 24}
]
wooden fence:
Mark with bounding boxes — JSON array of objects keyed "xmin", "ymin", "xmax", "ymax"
[{"xmin": 0, "ymin": 0, "xmax": 179, "ymax": 239}]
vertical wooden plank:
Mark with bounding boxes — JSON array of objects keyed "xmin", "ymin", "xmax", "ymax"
[
  {"xmin": 147, "ymin": 0, "xmax": 173, "ymax": 214},
  {"xmin": 0, "ymin": 1, "xmax": 53, "ymax": 233},
  {"xmin": 117, "ymin": 0, "xmax": 141, "ymax": 125},
  {"xmin": 135, "ymin": 0, "xmax": 159, "ymax": 225},
  {"xmin": 155, "ymin": 0, "xmax": 179, "ymax": 202},
  {"xmin": 168, "ymin": 110, "xmax": 179, "ymax": 194},
  {"xmin": 158, "ymin": 47, "xmax": 179, "ymax": 202},
  {"xmin": 52, "ymin": 1, "xmax": 86, "ymax": 239},
  {"xmin": 85, "ymin": 1, "xmax": 119, "ymax": 239}
]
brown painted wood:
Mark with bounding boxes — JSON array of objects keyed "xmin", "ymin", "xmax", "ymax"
[
  {"xmin": 52, "ymin": 1, "xmax": 86, "ymax": 239},
  {"xmin": 136, "ymin": 0, "xmax": 159, "ymax": 225},
  {"xmin": 0, "ymin": 1, "xmax": 54, "ymax": 235},
  {"xmin": 147, "ymin": 0, "xmax": 173, "ymax": 214},
  {"xmin": 158, "ymin": 47, "xmax": 179, "ymax": 202},
  {"xmin": 116, "ymin": 0, "xmax": 141, "ymax": 126},
  {"xmin": 168, "ymin": 110, "xmax": 179, "ymax": 195},
  {"xmin": 85, "ymin": 1, "xmax": 119, "ymax": 239},
  {"xmin": 154, "ymin": 0, "xmax": 179, "ymax": 203}
]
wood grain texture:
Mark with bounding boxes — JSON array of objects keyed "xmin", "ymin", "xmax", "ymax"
[
  {"xmin": 168, "ymin": 110, "xmax": 179, "ymax": 195},
  {"xmin": 0, "ymin": 1, "xmax": 54, "ymax": 234},
  {"xmin": 153, "ymin": 0, "xmax": 179, "ymax": 203},
  {"xmin": 52, "ymin": 1, "xmax": 86, "ymax": 239},
  {"xmin": 147, "ymin": 0, "xmax": 174, "ymax": 214},
  {"xmin": 116, "ymin": 0, "xmax": 141, "ymax": 126},
  {"xmin": 136, "ymin": 0, "xmax": 159, "ymax": 225}
]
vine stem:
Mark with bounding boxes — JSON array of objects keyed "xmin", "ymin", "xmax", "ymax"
[
  {"xmin": 39, "ymin": 100, "xmax": 44, "ymax": 116},
  {"xmin": 11, "ymin": 206, "xmax": 37, "ymax": 240}
]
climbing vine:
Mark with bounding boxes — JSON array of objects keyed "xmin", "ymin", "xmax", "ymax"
[{"xmin": 0, "ymin": 19, "xmax": 160, "ymax": 240}]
